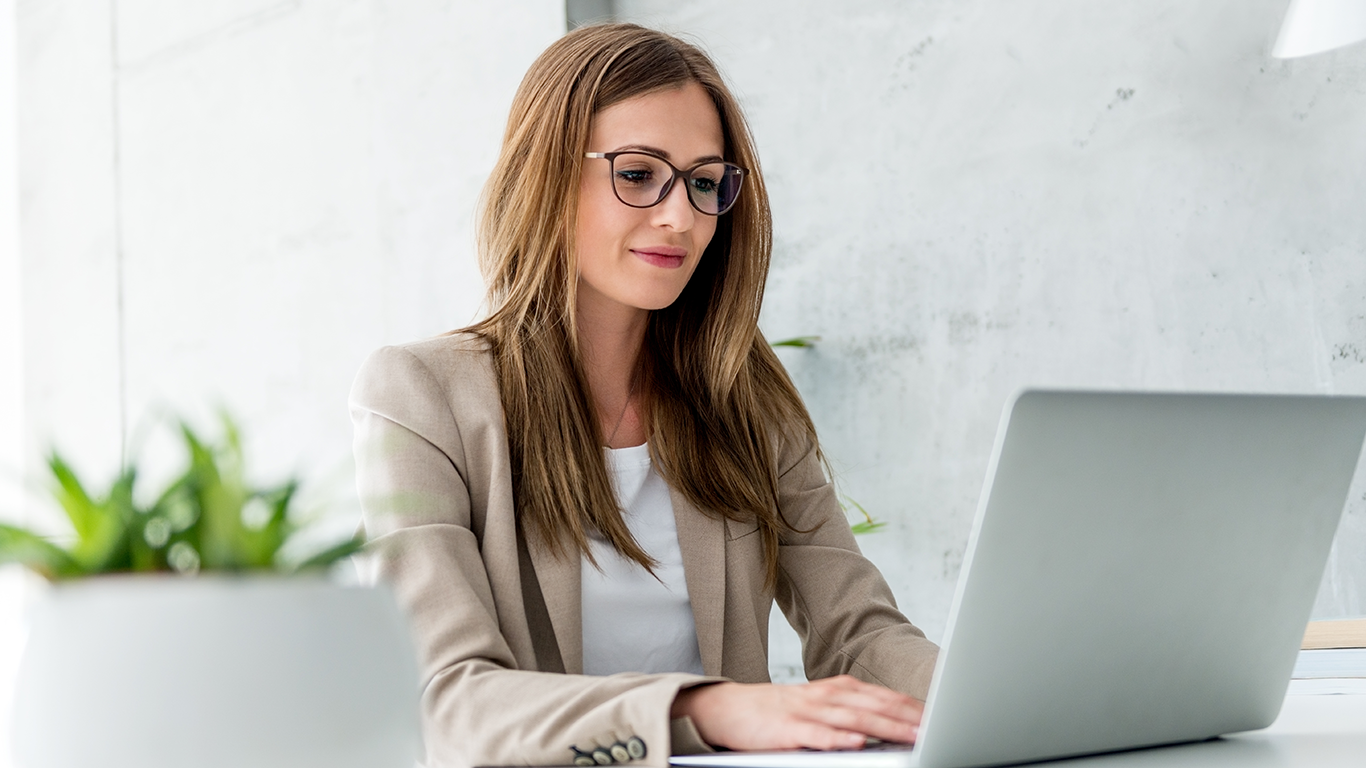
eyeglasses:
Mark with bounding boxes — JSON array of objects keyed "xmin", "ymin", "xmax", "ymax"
[{"xmin": 585, "ymin": 151, "xmax": 748, "ymax": 216}]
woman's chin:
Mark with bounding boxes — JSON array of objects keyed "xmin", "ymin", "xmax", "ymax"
[
  {"xmin": 610, "ymin": 284, "xmax": 688, "ymax": 312},
  {"xmin": 640, "ymin": 290, "xmax": 689, "ymax": 312}
]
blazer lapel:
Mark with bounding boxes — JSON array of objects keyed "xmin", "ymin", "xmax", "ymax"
[
  {"xmin": 672, "ymin": 487, "xmax": 726, "ymax": 676},
  {"xmin": 527, "ymin": 535, "xmax": 583, "ymax": 674}
]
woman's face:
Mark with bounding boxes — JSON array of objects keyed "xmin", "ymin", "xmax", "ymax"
[{"xmin": 575, "ymin": 82, "xmax": 724, "ymax": 317}]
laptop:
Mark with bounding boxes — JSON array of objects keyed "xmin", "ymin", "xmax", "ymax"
[{"xmin": 672, "ymin": 390, "xmax": 1366, "ymax": 768}]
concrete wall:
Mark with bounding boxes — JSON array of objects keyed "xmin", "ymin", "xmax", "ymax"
[
  {"xmin": 612, "ymin": 0, "xmax": 1366, "ymax": 679},
  {"xmin": 8, "ymin": 0, "xmax": 1366, "ymax": 697}
]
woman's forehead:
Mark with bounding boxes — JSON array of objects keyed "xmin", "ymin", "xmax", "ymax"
[{"xmin": 588, "ymin": 82, "xmax": 724, "ymax": 163}]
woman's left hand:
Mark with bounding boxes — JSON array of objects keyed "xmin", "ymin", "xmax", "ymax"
[{"xmin": 671, "ymin": 675, "xmax": 924, "ymax": 751}]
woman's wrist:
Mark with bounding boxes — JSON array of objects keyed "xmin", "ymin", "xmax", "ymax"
[{"xmin": 671, "ymin": 682, "xmax": 729, "ymax": 721}]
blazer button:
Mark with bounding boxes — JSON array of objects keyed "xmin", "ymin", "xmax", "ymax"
[
  {"xmin": 626, "ymin": 737, "xmax": 647, "ymax": 760},
  {"xmin": 610, "ymin": 743, "xmax": 631, "ymax": 763},
  {"xmin": 592, "ymin": 748, "xmax": 614, "ymax": 765},
  {"xmin": 571, "ymin": 747, "xmax": 597, "ymax": 766}
]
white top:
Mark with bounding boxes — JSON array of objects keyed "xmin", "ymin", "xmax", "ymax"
[{"xmin": 580, "ymin": 443, "xmax": 705, "ymax": 676}]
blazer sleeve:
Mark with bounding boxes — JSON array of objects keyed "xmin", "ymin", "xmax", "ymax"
[
  {"xmin": 350, "ymin": 345, "xmax": 719, "ymax": 768},
  {"xmin": 772, "ymin": 432, "xmax": 940, "ymax": 700}
]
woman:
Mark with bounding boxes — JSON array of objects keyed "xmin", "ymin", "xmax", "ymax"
[{"xmin": 350, "ymin": 23, "xmax": 939, "ymax": 768}]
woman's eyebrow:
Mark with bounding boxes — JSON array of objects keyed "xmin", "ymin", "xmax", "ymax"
[{"xmin": 613, "ymin": 144, "xmax": 726, "ymax": 165}]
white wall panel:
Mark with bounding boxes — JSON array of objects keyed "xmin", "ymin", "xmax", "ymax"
[
  {"xmin": 1, "ymin": 0, "xmax": 22, "ymax": 493},
  {"xmin": 16, "ymin": 0, "xmax": 563, "ymax": 503},
  {"xmin": 115, "ymin": 0, "xmax": 298, "ymax": 70},
  {"xmin": 17, "ymin": 0, "xmax": 123, "ymax": 481},
  {"xmin": 370, "ymin": 1, "xmax": 565, "ymax": 345},
  {"xmin": 109, "ymin": 0, "xmax": 563, "ymax": 486},
  {"xmin": 116, "ymin": 0, "xmax": 380, "ymax": 481},
  {"xmin": 1, "ymin": 2, "xmax": 24, "ymax": 763}
]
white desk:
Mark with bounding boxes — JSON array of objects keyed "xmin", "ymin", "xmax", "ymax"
[{"xmin": 1047, "ymin": 692, "xmax": 1366, "ymax": 767}]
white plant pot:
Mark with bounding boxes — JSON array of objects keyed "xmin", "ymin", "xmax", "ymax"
[{"xmin": 10, "ymin": 576, "xmax": 420, "ymax": 768}]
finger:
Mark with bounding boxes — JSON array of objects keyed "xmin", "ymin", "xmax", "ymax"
[
  {"xmin": 829, "ymin": 675, "xmax": 924, "ymax": 705},
  {"xmin": 782, "ymin": 719, "xmax": 869, "ymax": 751},
  {"xmin": 803, "ymin": 679, "xmax": 925, "ymax": 726},
  {"xmin": 813, "ymin": 675, "xmax": 922, "ymax": 708},
  {"xmin": 823, "ymin": 688, "xmax": 925, "ymax": 725},
  {"xmin": 799, "ymin": 701, "xmax": 921, "ymax": 744}
]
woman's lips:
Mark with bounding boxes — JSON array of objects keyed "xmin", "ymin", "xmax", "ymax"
[{"xmin": 631, "ymin": 247, "xmax": 687, "ymax": 269}]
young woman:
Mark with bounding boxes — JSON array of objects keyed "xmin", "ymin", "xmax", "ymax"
[{"xmin": 350, "ymin": 23, "xmax": 939, "ymax": 768}]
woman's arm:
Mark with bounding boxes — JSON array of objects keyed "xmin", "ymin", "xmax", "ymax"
[
  {"xmin": 670, "ymin": 426, "xmax": 940, "ymax": 751},
  {"xmin": 351, "ymin": 344, "xmax": 719, "ymax": 767},
  {"xmin": 772, "ymin": 433, "xmax": 940, "ymax": 697}
]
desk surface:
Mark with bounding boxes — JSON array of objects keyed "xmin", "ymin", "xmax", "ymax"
[{"xmin": 1051, "ymin": 692, "xmax": 1366, "ymax": 767}]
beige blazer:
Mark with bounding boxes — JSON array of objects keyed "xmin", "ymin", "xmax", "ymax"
[{"xmin": 350, "ymin": 333, "xmax": 939, "ymax": 768}]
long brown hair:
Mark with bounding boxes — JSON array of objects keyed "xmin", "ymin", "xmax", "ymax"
[{"xmin": 466, "ymin": 23, "xmax": 818, "ymax": 588}]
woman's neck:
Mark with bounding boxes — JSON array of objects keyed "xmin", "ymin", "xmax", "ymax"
[{"xmin": 576, "ymin": 294, "xmax": 649, "ymax": 448}]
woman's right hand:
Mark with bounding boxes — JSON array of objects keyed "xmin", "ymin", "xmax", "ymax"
[{"xmin": 670, "ymin": 675, "xmax": 924, "ymax": 751}]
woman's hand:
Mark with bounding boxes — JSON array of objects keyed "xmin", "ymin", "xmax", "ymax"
[{"xmin": 670, "ymin": 675, "xmax": 924, "ymax": 751}]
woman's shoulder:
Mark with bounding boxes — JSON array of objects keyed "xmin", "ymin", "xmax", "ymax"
[
  {"xmin": 351, "ymin": 330, "xmax": 501, "ymax": 417},
  {"xmin": 385, "ymin": 330, "xmax": 494, "ymax": 369}
]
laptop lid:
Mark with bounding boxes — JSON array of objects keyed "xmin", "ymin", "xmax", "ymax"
[
  {"xmin": 916, "ymin": 390, "xmax": 1366, "ymax": 768},
  {"xmin": 671, "ymin": 390, "xmax": 1366, "ymax": 768}
]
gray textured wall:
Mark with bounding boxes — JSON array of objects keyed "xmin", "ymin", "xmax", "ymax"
[{"xmin": 613, "ymin": 0, "xmax": 1366, "ymax": 678}]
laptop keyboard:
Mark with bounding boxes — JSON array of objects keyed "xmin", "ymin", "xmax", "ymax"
[{"xmin": 812, "ymin": 739, "xmax": 916, "ymax": 753}]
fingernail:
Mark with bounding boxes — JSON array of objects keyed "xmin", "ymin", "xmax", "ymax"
[{"xmin": 846, "ymin": 733, "xmax": 865, "ymax": 747}]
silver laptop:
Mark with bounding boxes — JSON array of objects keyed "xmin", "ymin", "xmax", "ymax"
[{"xmin": 672, "ymin": 390, "xmax": 1366, "ymax": 768}]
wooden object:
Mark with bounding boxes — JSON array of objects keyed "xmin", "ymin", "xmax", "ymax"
[{"xmin": 1302, "ymin": 618, "xmax": 1366, "ymax": 650}]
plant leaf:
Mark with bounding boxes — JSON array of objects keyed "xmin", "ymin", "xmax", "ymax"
[
  {"xmin": 13, "ymin": 412, "xmax": 366, "ymax": 579},
  {"xmin": 841, "ymin": 495, "xmax": 887, "ymax": 536},
  {"xmin": 850, "ymin": 519, "xmax": 889, "ymax": 535},
  {"xmin": 80, "ymin": 466, "xmax": 139, "ymax": 572},
  {"xmin": 0, "ymin": 523, "xmax": 81, "ymax": 579},
  {"xmin": 179, "ymin": 420, "xmax": 241, "ymax": 570},
  {"xmin": 47, "ymin": 453, "xmax": 97, "ymax": 539},
  {"xmin": 769, "ymin": 335, "xmax": 821, "ymax": 348},
  {"xmin": 244, "ymin": 481, "xmax": 298, "ymax": 568}
]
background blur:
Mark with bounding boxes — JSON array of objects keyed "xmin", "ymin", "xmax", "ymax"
[{"xmin": 2, "ymin": 0, "xmax": 1365, "ymax": 750}]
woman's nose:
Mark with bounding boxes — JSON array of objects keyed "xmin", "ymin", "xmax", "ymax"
[{"xmin": 651, "ymin": 178, "xmax": 697, "ymax": 231}]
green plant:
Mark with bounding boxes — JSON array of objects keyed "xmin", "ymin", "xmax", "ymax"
[
  {"xmin": 844, "ymin": 496, "xmax": 888, "ymax": 535},
  {"xmin": 769, "ymin": 335, "xmax": 821, "ymax": 348},
  {"xmin": 769, "ymin": 334, "xmax": 887, "ymax": 536},
  {"xmin": 0, "ymin": 415, "xmax": 363, "ymax": 580}
]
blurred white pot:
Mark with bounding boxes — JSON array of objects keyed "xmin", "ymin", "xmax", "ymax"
[{"xmin": 10, "ymin": 576, "xmax": 420, "ymax": 768}]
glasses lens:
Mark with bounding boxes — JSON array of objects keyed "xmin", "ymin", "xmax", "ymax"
[
  {"xmin": 609, "ymin": 153, "xmax": 673, "ymax": 207},
  {"xmin": 685, "ymin": 162, "xmax": 744, "ymax": 215}
]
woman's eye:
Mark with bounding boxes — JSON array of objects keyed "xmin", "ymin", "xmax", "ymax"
[
  {"xmin": 689, "ymin": 177, "xmax": 719, "ymax": 195},
  {"xmin": 614, "ymin": 168, "xmax": 653, "ymax": 187}
]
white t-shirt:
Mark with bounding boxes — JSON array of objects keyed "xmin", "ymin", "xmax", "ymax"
[{"xmin": 581, "ymin": 443, "xmax": 705, "ymax": 676}]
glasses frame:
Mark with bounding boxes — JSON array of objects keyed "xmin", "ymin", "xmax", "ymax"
[{"xmin": 584, "ymin": 151, "xmax": 749, "ymax": 216}]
